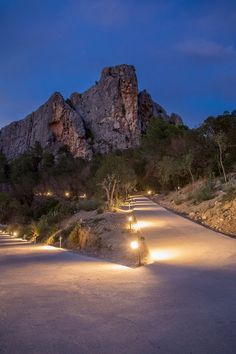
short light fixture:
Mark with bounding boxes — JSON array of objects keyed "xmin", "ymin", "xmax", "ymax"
[
  {"xmin": 130, "ymin": 240, "xmax": 142, "ymax": 266},
  {"xmin": 130, "ymin": 240, "xmax": 139, "ymax": 250},
  {"xmin": 128, "ymin": 215, "xmax": 133, "ymax": 230}
]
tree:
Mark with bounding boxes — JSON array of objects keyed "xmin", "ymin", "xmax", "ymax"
[
  {"xmin": 182, "ymin": 152, "xmax": 195, "ymax": 183},
  {"xmin": 95, "ymin": 154, "xmax": 136, "ymax": 210},
  {"xmin": 0, "ymin": 153, "xmax": 8, "ymax": 183},
  {"xmin": 199, "ymin": 116, "xmax": 233, "ymax": 182},
  {"xmin": 214, "ymin": 132, "xmax": 228, "ymax": 183},
  {"xmin": 99, "ymin": 174, "xmax": 118, "ymax": 211}
]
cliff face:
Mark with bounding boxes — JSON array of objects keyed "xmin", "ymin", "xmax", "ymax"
[
  {"xmin": 0, "ymin": 92, "xmax": 90, "ymax": 160},
  {"xmin": 0, "ymin": 64, "xmax": 183, "ymax": 160},
  {"xmin": 138, "ymin": 90, "xmax": 183, "ymax": 132},
  {"xmin": 70, "ymin": 65, "xmax": 140, "ymax": 154}
]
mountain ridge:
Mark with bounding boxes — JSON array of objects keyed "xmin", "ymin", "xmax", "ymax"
[{"xmin": 0, "ymin": 64, "xmax": 183, "ymax": 160}]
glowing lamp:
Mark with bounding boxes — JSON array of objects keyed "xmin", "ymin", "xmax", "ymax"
[
  {"xmin": 133, "ymin": 222, "xmax": 141, "ymax": 231},
  {"xmin": 130, "ymin": 240, "xmax": 139, "ymax": 250}
]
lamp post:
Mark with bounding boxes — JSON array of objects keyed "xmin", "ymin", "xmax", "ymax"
[
  {"xmin": 130, "ymin": 240, "xmax": 141, "ymax": 266},
  {"xmin": 128, "ymin": 215, "xmax": 133, "ymax": 230}
]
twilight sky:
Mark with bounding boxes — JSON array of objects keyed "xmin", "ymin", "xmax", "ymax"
[{"xmin": 0, "ymin": 0, "xmax": 236, "ymax": 128}]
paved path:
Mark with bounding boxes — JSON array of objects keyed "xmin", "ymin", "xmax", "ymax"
[
  {"xmin": 1, "ymin": 198, "xmax": 236, "ymax": 353},
  {"xmin": 132, "ymin": 196, "xmax": 236, "ymax": 268}
]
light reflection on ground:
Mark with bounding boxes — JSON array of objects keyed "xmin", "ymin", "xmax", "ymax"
[{"xmin": 150, "ymin": 248, "xmax": 181, "ymax": 262}]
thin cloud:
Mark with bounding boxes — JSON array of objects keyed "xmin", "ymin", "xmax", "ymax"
[
  {"xmin": 72, "ymin": 0, "xmax": 172, "ymax": 28},
  {"xmin": 75, "ymin": 0, "xmax": 130, "ymax": 27},
  {"xmin": 176, "ymin": 39, "xmax": 236, "ymax": 59}
]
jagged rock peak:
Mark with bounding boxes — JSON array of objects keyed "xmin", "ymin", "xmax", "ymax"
[
  {"xmin": 0, "ymin": 64, "xmax": 183, "ymax": 160},
  {"xmin": 138, "ymin": 90, "xmax": 168, "ymax": 132},
  {"xmin": 48, "ymin": 91, "xmax": 64, "ymax": 101},
  {"xmin": 70, "ymin": 64, "xmax": 140, "ymax": 154},
  {"xmin": 101, "ymin": 64, "xmax": 136, "ymax": 80},
  {"xmin": 138, "ymin": 89, "xmax": 183, "ymax": 131},
  {"xmin": 0, "ymin": 91, "xmax": 91, "ymax": 160}
]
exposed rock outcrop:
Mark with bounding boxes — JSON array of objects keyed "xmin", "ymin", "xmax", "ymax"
[
  {"xmin": 0, "ymin": 92, "xmax": 91, "ymax": 160},
  {"xmin": 138, "ymin": 90, "xmax": 169, "ymax": 132},
  {"xmin": 138, "ymin": 90, "xmax": 183, "ymax": 132},
  {"xmin": 70, "ymin": 65, "xmax": 140, "ymax": 154},
  {"xmin": 0, "ymin": 64, "xmax": 183, "ymax": 160}
]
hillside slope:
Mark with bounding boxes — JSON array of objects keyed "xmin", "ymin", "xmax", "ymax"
[{"xmin": 153, "ymin": 176, "xmax": 236, "ymax": 236}]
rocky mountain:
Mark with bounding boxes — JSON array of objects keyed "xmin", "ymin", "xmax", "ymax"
[{"xmin": 0, "ymin": 64, "xmax": 183, "ymax": 160}]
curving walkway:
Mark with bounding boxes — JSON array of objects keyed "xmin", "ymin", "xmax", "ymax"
[{"xmin": 1, "ymin": 199, "xmax": 236, "ymax": 354}]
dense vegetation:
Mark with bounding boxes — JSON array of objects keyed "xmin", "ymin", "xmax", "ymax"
[{"xmin": 0, "ymin": 111, "xmax": 235, "ymax": 239}]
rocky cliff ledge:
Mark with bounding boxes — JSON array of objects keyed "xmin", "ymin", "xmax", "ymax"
[{"xmin": 0, "ymin": 64, "xmax": 183, "ymax": 160}]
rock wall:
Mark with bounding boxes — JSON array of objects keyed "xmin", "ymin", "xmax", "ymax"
[
  {"xmin": 138, "ymin": 90, "xmax": 183, "ymax": 132},
  {"xmin": 0, "ymin": 64, "xmax": 183, "ymax": 160},
  {"xmin": 0, "ymin": 92, "xmax": 90, "ymax": 160},
  {"xmin": 70, "ymin": 65, "xmax": 140, "ymax": 154}
]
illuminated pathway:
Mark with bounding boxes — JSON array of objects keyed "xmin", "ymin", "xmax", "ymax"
[
  {"xmin": 1, "ymin": 203, "xmax": 236, "ymax": 354},
  {"xmin": 132, "ymin": 196, "xmax": 236, "ymax": 267}
]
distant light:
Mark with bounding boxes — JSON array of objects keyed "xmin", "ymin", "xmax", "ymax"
[
  {"xmin": 46, "ymin": 191, "xmax": 53, "ymax": 197},
  {"xmin": 147, "ymin": 190, "xmax": 152, "ymax": 195},
  {"xmin": 65, "ymin": 191, "xmax": 70, "ymax": 198},
  {"xmin": 130, "ymin": 240, "xmax": 139, "ymax": 250},
  {"xmin": 13, "ymin": 231, "xmax": 18, "ymax": 237},
  {"xmin": 128, "ymin": 216, "xmax": 133, "ymax": 222}
]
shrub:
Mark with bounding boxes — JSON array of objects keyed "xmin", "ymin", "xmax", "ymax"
[
  {"xmin": 190, "ymin": 182, "xmax": 215, "ymax": 203},
  {"xmin": 55, "ymin": 200, "xmax": 80, "ymax": 215},
  {"xmin": 174, "ymin": 196, "xmax": 183, "ymax": 205},
  {"xmin": 33, "ymin": 198, "xmax": 59, "ymax": 219},
  {"xmin": 222, "ymin": 182, "xmax": 236, "ymax": 194},
  {"xmin": 46, "ymin": 234, "xmax": 57, "ymax": 245},
  {"xmin": 78, "ymin": 199, "xmax": 99, "ymax": 211},
  {"xmin": 30, "ymin": 215, "xmax": 59, "ymax": 242},
  {"xmin": 222, "ymin": 188, "xmax": 236, "ymax": 203},
  {"xmin": 67, "ymin": 223, "xmax": 101, "ymax": 250},
  {"xmin": 97, "ymin": 206, "xmax": 104, "ymax": 214},
  {"xmin": 67, "ymin": 224, "xmax": 82, "ymax": 247}
]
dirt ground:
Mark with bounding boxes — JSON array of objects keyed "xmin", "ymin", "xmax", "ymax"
[
  {"xmin": 153, "ymin": 177, "xmax": 236, "ymax": 237},
  {"xmin": 58, "ymin": 208, "xmax": 145, "ymax": 267}
]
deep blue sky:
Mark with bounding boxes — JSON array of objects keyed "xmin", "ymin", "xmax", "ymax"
[{"xmin": 0, "ymin": 0, "xmax": 236, "ymax": 128}]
